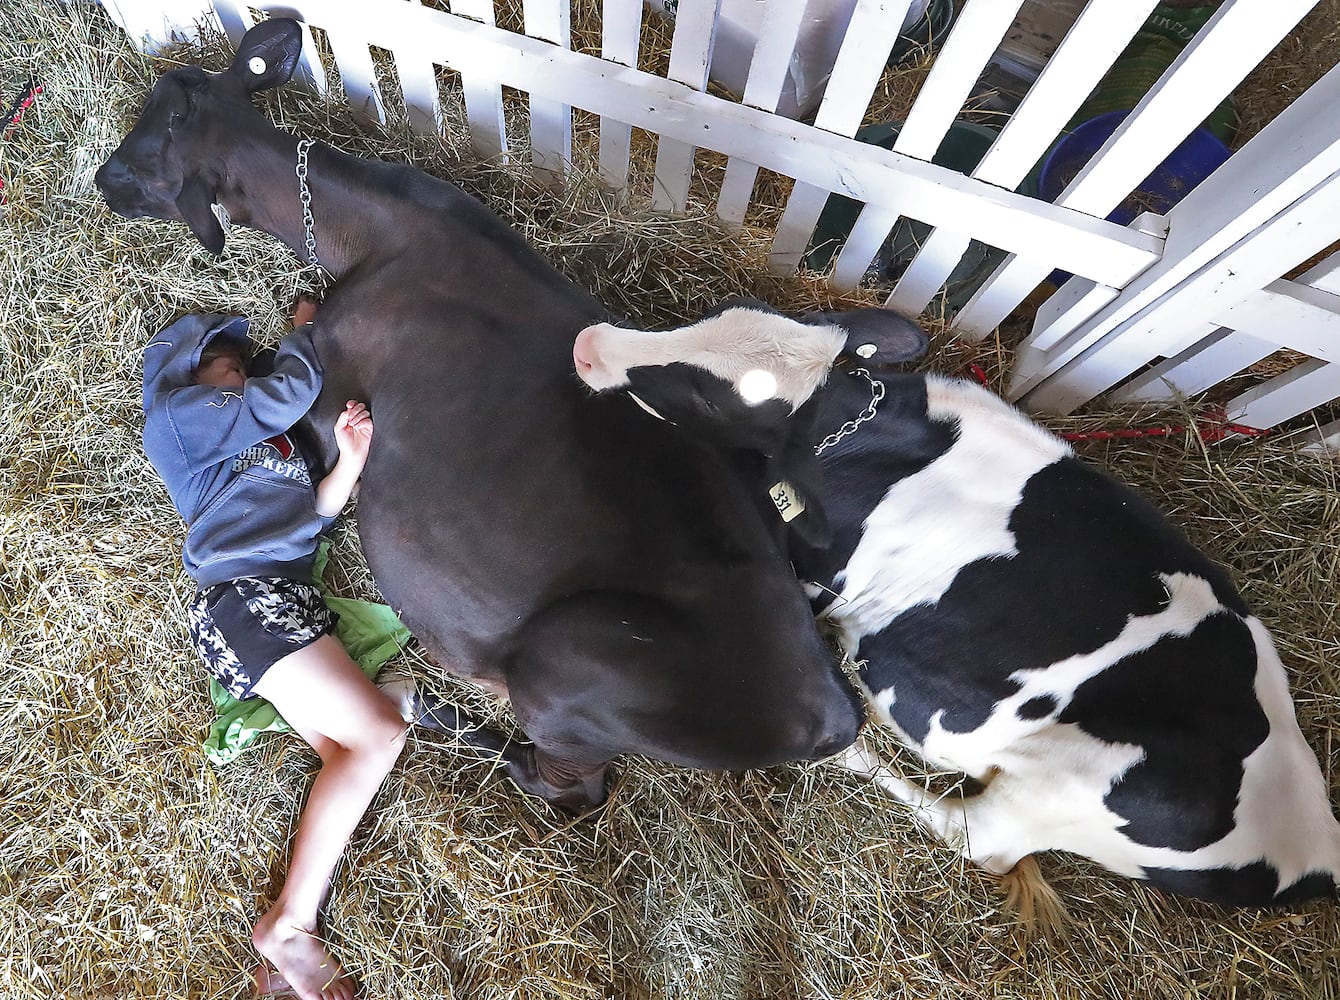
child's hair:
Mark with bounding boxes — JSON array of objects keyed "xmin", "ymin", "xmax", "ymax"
[{"xmin": 193, "ymin": 341, "xmax": 248, "ymax": 382}]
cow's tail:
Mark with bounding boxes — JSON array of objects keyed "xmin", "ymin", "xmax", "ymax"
[{"xmin": 999, "ymin": 855, "xmax": 1070, "ymax": 939}]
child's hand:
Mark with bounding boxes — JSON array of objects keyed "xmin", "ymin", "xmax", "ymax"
[{"xmin": 334, "ymin": 400, "xmax": 373, "ymax": 463}]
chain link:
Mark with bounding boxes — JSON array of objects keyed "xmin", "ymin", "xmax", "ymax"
[
  {"xmin": 295, "ymin": 138, "xmax": 327, "ymax": 289},
  {"xmin": 814, "ymin": 367, "xmax": 884, "ymax": 455}
]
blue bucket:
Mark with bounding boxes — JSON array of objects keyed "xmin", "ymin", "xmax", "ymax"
[{"xmin": 1039, "ymin": 110, "xmax": 1231, "ymax": 282}]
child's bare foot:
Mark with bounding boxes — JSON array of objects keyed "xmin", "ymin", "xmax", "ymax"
[{"xmin": 252, "ymin": 909, "xmax": 356, "ymax": 1000}]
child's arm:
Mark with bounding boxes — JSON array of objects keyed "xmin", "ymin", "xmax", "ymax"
[
  {"xmin": 315, "ymin": 400, "xmax": 374, "ymax": 517},
  {"xmin": 164, "ymin": 325, "xmax": 325, "ymax": 473}
]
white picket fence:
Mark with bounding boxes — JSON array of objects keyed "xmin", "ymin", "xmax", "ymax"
[{"xmin": 100, "ymin": 0, "xmax": 1340, "ymax": 451}]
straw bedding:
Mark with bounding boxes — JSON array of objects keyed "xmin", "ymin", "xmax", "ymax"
[{"xmin": 2, "ymin": 3, "xmax": 1338, "ymax": 998}]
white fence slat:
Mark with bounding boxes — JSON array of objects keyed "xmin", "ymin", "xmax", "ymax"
[
  {"xmin": 716, "ymin": 0, "xmax": 808, "ymax": 229},
  {"xmin": 886, "ymin": 0, "xmax": 1160, "ymax": 313},
  {"xmin": 100, "ymin": 0, "xmax": 201, "ymax": 51},
  {"xmin": 524, "ymin": 0, "xmax": 573, "ymax": 185},
  {"xmin": 812, "ymin": 0, "xmax": 917, "ymax": 136},
  {"xmin": 1113, "ymin": 328, "xmax": 1270, "ymax": 402},
  {"xmin": 882, "ymin": 228, "xmax": 971, "ymax": 308},
  {"xmin": 954, "ymin": 0, "xmax": 1319, "ymax": 340},
  {"xmin": 769, "ymin": 0, "xmax": 916, "ymax": 274},
  {"xmin": 324, "ymin": 28, "xmax": 387, "ymax": 127},
  {"xmin": 828, "ymin": 206, "xmax": 901, "ymax": 288},
  {"xmin": 1020, "ymin": 173, "xmax": 1340, "ymax": 413},
  {"xmin": 1215, "ymin": 282, "xmax": 1340, "ymax": 364},
  {"xmin": 393, "ymin": 45, "xmax": 444, "ymax": 135},
  {"xmin": 598, "ymin": 0, "xmax": 642, "ymax": 193},
  {"xmin": 1031, "ymin": 275, "xmax": 1121, "ymax": 344},
  {"xmin": 1227, "ymin": 360, "xmax": 1340, "ymax": 429},
  {"xmin": 146, "ymin": 1, "xmax": 1156, "ymax": 283},
  {"xmin": 1115, "ymin": 254, "xmax": 1340, "ymax": 402},
  {"xmin": 292, "ymin": 19, "xmax": 329, "ymax": 96},
  {"xmin": 452, "ymin": 0, "xmax": 508, "ymax": 160},
  {"xmin": 1008, "ymin": 58, "xmax": 1340, "ymax": 403},
  {"xmin": 651, "ymin": 0, "xmax": 723, "ymax": 213},
  {"xmin": 210, "ymin": 0, "xmax": 253, "ymax": 50},
  {"xmin": 897, "ymin": 0, "xmax": 1024, "ymax": 159},
  {"xmin": 1058, "ymin": 0, "xmax": 1317, "ymax": 219},
  {"xmin": 738, "ymin": 0, "xmax": 808, "ymax": 109},
  {"xmin": 1025, "ymin": 210, "xmax": 1167, "ymax": 350},
  {"xmin": 831, "ymin": 0, "xmax": 1027, "ymax": 290},
  {"xmin": 106, "ymin": 3, "xmax": 162, "ymax": 50}
]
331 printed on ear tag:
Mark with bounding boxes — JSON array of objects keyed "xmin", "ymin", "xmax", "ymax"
[{"xmin": 769, "ymin": 481, "xmax": 805, "ymax": 522}]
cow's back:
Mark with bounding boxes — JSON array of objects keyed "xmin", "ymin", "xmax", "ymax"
[
  {"xmin": 306, "ymin": 176, "xmax": 833, "ymax": 684},
  {"xmin": 812, "ymin": 373, "xmax": 1340, "ymax": 903}
]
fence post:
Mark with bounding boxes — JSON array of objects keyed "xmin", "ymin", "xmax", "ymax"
[
  {"xmin": 524, "ymin": 0, "xmax": 573, "ymax": 186},
  {"xmin": 767, "ymin": 0, "xmax": 916, "ymax": 275},
  {"xmin": 651, "ymin": 0, "xmax": 723, "ymax": 213}
]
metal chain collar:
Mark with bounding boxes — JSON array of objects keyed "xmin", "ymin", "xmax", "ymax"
[
  {"xmin": 814, "ymin": 367, "xmax": 885, "ymax": 455},
  {"xmin": 295, "ymin": 138, "xmax": 327, "ymax": 288}
]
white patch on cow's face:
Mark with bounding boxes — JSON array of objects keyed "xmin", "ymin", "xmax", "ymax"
[
  {"xmin": 574, "ymin": 307, "xmax": 846, "ymax": 410},
  {"xmin": 821, "ymin": 375, "xmax": 1071, "ymax": 637}
]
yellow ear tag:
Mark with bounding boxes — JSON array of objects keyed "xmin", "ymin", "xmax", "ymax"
[{"xmin": 769, "ymin": 481, "xmax": 805, "ymax": 522}]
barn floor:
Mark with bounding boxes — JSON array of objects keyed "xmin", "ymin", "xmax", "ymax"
[{"xmin": 2, "ymin": 3, "xmax": 1339, "ymax": 999}]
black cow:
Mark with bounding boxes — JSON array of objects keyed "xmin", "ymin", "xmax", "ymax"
[
  {"xmin": 94, "ymin": 18, "xmax": 887, "ymax": 812},
  {"xmin": 574, "ymin": 300, "xmax": 1340, "ymax": 915}
]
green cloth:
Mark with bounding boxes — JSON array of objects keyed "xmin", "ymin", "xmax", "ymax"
[
  {"xmin": 1070, "ymin": 5, "xmax": 1237, "ymax": 143},
  {"xmin": 202, "ymin": 543, "xmax": 412, "ymax": 766}
]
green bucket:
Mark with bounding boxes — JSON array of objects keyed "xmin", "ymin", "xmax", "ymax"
[
  {"xmin": 805, "ymin": 120, "xmax": 1026, "ymax": 306},
  {"xmin": 1069, "ymin": 4, "xmax": 1236, "ymax": 143}
]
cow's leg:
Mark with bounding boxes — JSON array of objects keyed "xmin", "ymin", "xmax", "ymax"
[
  {"xmin": 833, "ymin": 739, "xmax": 1068, "ymax": 931},
  {"xmin": 831, "ymin": 740, "xmax": 1027, "ymax": 874},
  {"xmin": 502, "ymin": 592, "xmax": 739, "ymax": 814},
  {"xmin": 376, "ymin": 672, "xmax": 606, "ymax": 809}
]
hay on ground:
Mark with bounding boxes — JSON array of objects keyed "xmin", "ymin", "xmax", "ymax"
[{"xmin": 1, "ymin": 4, "xmax": 1337, "ymax": 1000}]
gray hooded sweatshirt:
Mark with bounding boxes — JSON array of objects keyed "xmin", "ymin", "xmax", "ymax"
[{"xmin": 142, "ymin": 313, "xmax": 334, "ymax": 589}]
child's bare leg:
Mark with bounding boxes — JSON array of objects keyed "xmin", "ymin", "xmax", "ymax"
[{"xmin": 248, "ymin": 634, "xmax": 408, "ymax": 1000}]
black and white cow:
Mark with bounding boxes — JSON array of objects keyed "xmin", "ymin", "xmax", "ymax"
[{"xmin": 573, "ymin": 300, "xmax": 1340, "ymax": 912}]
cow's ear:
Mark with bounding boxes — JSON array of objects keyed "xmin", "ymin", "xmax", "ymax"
[
  {"xmin": 176, "ymin": 173, "xmax": 225, "ymax": 254},
  {"xmin": 801, "ymin": 307, "xmax": 928, "ymax": 364},
  {"xmin": 227, "ymin": 18, "xmax": 304, "ymax": 92}
]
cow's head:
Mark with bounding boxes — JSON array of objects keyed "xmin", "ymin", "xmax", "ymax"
[
  {"xmin": 94, "ymin": 18, "xmax": 304, "ymax": 253},
  {"xmin": 573, "ymin": 299, "xmax": 927, "ymax": 549}
]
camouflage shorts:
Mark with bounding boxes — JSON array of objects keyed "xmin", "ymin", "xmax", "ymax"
[{"xmin": 186, "ymin": 576, "xmax": 336, "ymax": 699}]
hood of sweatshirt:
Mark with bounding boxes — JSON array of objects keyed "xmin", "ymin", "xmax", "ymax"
[{"xmin": 141, "ymin": 313, "xmax": 253, "ymax": 411}]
